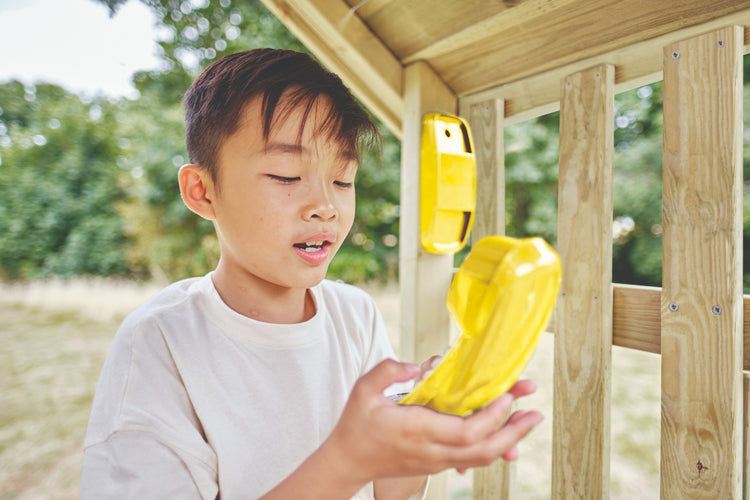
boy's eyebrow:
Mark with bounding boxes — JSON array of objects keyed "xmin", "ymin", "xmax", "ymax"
[
  {"xmin": 264, "ymin": 141, "xmax": 359, "ymax": 162},
  {"xmin": 263, "ymin": 142, "xmax": 304, "ymax": 155}
]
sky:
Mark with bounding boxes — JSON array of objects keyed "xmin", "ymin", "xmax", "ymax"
[{"xmin": 0, "ymin": 0, "xmax": 163, "ymax": 98}]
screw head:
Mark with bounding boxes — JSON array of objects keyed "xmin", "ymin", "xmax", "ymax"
[
  {"xmin": 669, "ymin": 303, "xmax": 679, "ymax": 312},
  {"xmin": 718, "ymin": 40, "xmax": 724, "ymax": 47},
  {"xmin": 672, "ymin": 51, "xmax": 680, "ymax": 59},
  {"xmin": 712, "ymin": 305, "xmax": 722, "ymax": 315}
]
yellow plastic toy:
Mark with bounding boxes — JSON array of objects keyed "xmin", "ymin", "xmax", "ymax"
[
  {"xmin": 420, "ymin": 112, "xmax": 476, "ymax": 254},
  {"xmin": 399, "ymin": 235, "xmax": 561, "ymax": 416}
]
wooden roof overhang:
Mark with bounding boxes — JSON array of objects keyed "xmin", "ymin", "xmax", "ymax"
[{"xmin": 260, "ymin": 0, "xmax": 750, "ymax": 137}]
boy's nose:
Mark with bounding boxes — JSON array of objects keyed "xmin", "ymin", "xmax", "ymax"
[{"xmin": 303, "ymin": 182, "xmax": 337, "ymax": 221}]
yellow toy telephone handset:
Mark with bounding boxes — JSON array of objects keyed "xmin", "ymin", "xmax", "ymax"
[
  {"xmin": 420, "ymin": 112, "xmax": 476, "ymax": 254},
  {"xmin": 399, "ymin": 235, "xmax": 561, "ymax": 416}
]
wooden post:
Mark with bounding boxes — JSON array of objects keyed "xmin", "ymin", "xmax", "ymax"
[
  {"xmin": 552, "ymin": 63, "xmax": 614, "ymax": 499},
  {"xmin": 660, "ymin": 26, "xmax": 744, "ymax": 499},
  {"xmin": 399, "ymin": 61, "xmax": 456, "ymax": 500},
  {"xmin": 743, "ymin": 374, "xmax": 750, "ymax": 499},
  {"xmin": 464, "ymin": 98, "xmax": 512, "ymax": 499}
]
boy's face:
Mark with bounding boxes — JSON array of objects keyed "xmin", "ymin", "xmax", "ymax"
[{"xmin": 209, "ymin": 94, "xmax": 357, "ymax": 293}]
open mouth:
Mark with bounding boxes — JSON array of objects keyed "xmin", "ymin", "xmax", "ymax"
[{"xmin": 293, "ymin": 240, "xmax": 331, "ymax": 253}]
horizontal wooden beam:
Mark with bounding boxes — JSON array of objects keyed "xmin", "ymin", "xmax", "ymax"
[
  {"xmin": 460, "ymin": 8, "xmax": 750, "ymax": 125},
  {"xmin": 419, "ymin": 0, "xmax": 750, "ymax": 94},
  {"xmin": 260, "ymin": 0, "xmax": 405, "ymax": 137},
  {"xmin": 548, "ymin": 284, "xmax": 750, "ymax": 371}
]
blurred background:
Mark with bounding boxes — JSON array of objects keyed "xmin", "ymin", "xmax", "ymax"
[{"xmin": 1, "ymin": 0, "xmax": 750, "ymax": 498}]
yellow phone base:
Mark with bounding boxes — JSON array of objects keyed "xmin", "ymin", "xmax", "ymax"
[{"xmin": 399, "ymin": 235, "xmax": 561, "ymax": 416}]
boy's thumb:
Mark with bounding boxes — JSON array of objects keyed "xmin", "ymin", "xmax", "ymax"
[{"xmin": 359, "ymin": 359, "xmax": 419, "ymax": 395}]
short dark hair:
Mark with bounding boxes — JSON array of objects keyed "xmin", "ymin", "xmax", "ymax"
[{"xmin": 183, "ymin": 49, "xmax": 379, "ymax": 185}]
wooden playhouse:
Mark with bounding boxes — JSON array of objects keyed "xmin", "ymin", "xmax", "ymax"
[{"xmin": 260, "ymin": 1, "xmax": 750, "ymax": 498}]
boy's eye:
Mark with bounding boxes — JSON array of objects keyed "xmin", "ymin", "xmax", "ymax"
[
  {"xmin": 334, "ymin": 181, "xmax": 354, "ymax": 189},
  {"xmin": 268, "ymin": 174, "xmax": 300, "ymax": 184}
]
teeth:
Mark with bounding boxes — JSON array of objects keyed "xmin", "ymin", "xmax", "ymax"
[{"xmin": 297, "ymin": 240, "xmax": 326, "ymax": 252}]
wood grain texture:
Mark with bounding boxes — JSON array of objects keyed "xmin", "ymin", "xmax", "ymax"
[
  {"xmin": 552, "ymin": 64, "xmax": 614, "ymax": 499},
  {"xmin": 399, "ymin": 61, "xmax": 456, "ymax": 500},
  {"xmin": 660, "ymin": 26, "xmax": 744, "ymax": 499},
  {"xmin": 744, "ymin": 374, "xmax": 750, "ymax": 500},
  {"xmin": 466, "ymin": 98, "xmax": 505, "ymax": 244},
  {"xmin": 409, "ymin": 0, "xmax": 750, "ymax": 95},
  {"xmin": 464, "ymin": 99, "xmax": 513, "ymax": 499}
]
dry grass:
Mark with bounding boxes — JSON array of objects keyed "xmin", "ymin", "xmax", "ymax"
[{"xmin": 0, "ymin": 279, "xmax": 660, "ymax": 499}]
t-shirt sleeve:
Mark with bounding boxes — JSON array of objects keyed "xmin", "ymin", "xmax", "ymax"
[
  {"xmin": 81, "ymin": 431, "xmax": 218, "ymax": 500},
  {"xmin": 81, "ymin": 316, "xmax": 219, "ymax": 499}
]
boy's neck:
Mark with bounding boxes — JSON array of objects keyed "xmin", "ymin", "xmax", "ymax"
[{"xmin": 211, "ymin": 266, "xmax": 315, "ymax": 324}]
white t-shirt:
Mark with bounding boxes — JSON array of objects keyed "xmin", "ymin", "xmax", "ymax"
[{"xmin": 81, "ymin": 273, "xmax": 413, "ymax": 499}]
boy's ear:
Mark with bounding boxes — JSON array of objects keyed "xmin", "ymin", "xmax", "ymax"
[{"xmin": 178, "ymin": 164, "xmax": 216, "ymax": 220}]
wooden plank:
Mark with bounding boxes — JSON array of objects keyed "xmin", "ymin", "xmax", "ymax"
[
  {"xmin": 460, "ymin": 8, "xmax": 750, "ymax": 125},
  {"xmin": 259, "ymin": 0, "xmax": 404, "ymax": 137},
  {"xmin": 464, "ymin": 99, "xmax": 513, "ymax": 499},
  {"xmin": 660, "ymin": 26, "xmax": 744, "ymax": 499},
  {"xmin": 552, "ymin": 63, "xmax": 614, "ymax": 499},
  {"xmin": 405, "ymin": 0, "xmax": 750, "ymax": 96},
  {"xmin": 551, "ymin": 285, "xmax": 750, "ymax": 369},
  {"xmin": 465, "ymin": 98, "xmax": 505, "ymax": 244},
  {"xmin": 612, "ymin": 285, "xmax": 662, "ymax": 355},
  {"xmin": 353, "ymin": 0, "xmax": 521, "ymax": 60},
  {"xmin": 744, "ymin": 374, "xmax": 750, "ymax": 499},
  {"xmin": 399, "ymin": 61, "xmax": 457, "ymax": 500}
]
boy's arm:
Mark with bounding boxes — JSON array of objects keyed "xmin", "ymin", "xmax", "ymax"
[
  {"xmin": 262, "ymin": 359, "xmax": 541, "ymax": 499},
  {"xmin": 373, "ymin": 476, "xmax": 428, "ymax": 500}
]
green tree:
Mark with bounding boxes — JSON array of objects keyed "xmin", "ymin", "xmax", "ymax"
[{"xmin": 0, "ymin": 81, "xmax": 127, "ymax": 278}]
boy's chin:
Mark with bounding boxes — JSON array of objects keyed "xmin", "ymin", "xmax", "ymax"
[{"xmin": 294, "ymin": 268, "xmax": 331, "ymax": 288}]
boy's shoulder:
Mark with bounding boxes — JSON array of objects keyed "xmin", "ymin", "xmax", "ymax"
[{"xmin": 119, "ymin": 275, "xmax": 211, "ymax": 329}]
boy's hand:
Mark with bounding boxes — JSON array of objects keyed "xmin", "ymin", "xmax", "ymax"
[{"xmin": 323, "ymin": 359, "xmax": 543, "ymax": 488}]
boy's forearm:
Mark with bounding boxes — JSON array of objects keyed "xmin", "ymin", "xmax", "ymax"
[{"xmin": 374, "ymin": 475, "xmax": 429, "ymax": 500}]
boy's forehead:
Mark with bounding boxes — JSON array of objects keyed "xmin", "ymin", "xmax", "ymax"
[{"xmin": 238, "ymin": 93, "xmax": 357, "ymax": 159}]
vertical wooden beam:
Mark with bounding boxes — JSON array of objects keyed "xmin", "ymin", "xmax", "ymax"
[
  {"xmin": 464, "ymin": 99, "xmax": 512, "ymax": 499},
  {"xmin": 660, "ymin": 26, "xmax": 744, "ymax": 499},
  {"xmin": 743, "ymin": 374, "xmax": 750, "ymax": 499},
  {"xmin": 399, "ymin": 61, "xmax": 456, "ymax": 500},
  {"xmin": 466, "ymin": 98, "xmax": 505, "ymax": 244},
  {"xmin": 552, "ymin": 63, "xmax": 614, "ymax": 499}
]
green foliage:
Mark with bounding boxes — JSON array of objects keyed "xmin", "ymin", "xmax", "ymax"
[
  {"xmin": 330, "ymin": 128, "xmax": 401, "ymax": 283},
  {"xmin": 505, "ymin": 112, "xmax": 560, "ymax": 244},
  {"xmin": 0, "ymin": 81, "xmax": 127, "ymax": 278},
  {"xmin": 611, "ymin": 82, "xmax": 664, "ymax": 286}
]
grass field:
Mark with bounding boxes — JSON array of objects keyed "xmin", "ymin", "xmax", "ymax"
[{"xmin": 0, "ymin": 279, "xmax": 660, "ymax": 499}]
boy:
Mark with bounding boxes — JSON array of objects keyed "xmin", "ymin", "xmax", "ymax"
[{"xmin": 81, "ymin": 49, "xmax": 543, "ymax": 499}]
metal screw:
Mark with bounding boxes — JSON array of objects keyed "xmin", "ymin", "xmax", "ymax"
[
  {"xmin": 718, "ymin": 40, "xmax": 724, "ymax": 47},
  {"xmin": 669, "ymin": 303, "xmax": 679, "ymax": 312},
  {"xmin": 561, "ymin": 292, "xmax": 567, "ymax": 298},
  {"xmin": 672, "ymin": 51, "xmax": 680, "ymax": 59},
  {"xmin": 712, "ymin": 305, "xmax": 722, "ymax": 315}
]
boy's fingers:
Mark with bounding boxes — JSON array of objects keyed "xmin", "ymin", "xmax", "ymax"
[
  {"xmin": 506, "ymin": 379, "xmax": 537, "ymax": 399},
  {"xmin": 442, "ymin": 410, "xmax": 543, "ymax": 468},
  {"xmin": 410, "ymin": 393, "xmax": 515, "ymax": 446},
  {"xmin": 357, "ymin": 358, "xmax": 419, "ymax": 396}
]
